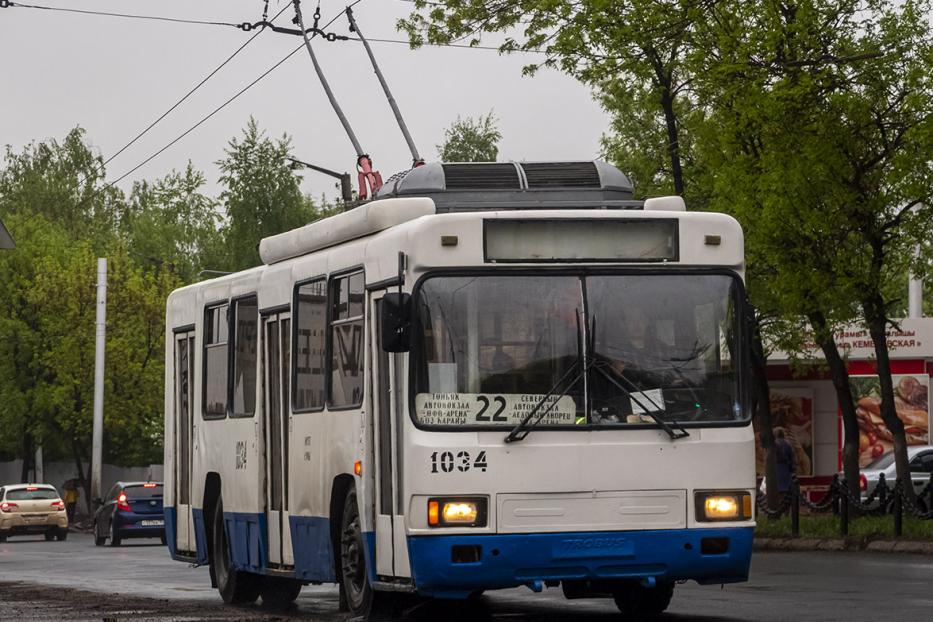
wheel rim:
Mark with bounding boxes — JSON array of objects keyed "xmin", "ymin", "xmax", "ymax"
[{"xmin": 341, "ymin": 509, "xmax": 366, "ymax": 602}]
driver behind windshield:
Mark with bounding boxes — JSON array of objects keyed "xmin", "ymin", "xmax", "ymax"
[{"xmin": 591, "ymin": 305, "xmax": 667, "ymax": 424}]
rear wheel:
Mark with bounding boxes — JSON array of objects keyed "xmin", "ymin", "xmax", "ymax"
[
  {"xmin": 0, "ymin": 532, "xmax": 7, "ymax": 542},
  {"xmin": 613, "ymin": 581, "xmax": 674, "ymax": 618},
  {"xmin": 44, "ymin": 531, "xmax": 55, "ymax": 541},
  {"xmin": 56, "ymin": 529, "xmax": 67, "ymax": 541},
  {"xmin": 94, "ymin": 522, "xmax": 105, "ymax": 546},
  {"xmin": 260, "ymin": 577, "xmax": 302, "ymax": 610},
  {"xmin": 211, "ymin": 499, "xmax": 260, "ymax": 604},
  {"xmin": 109, "ymin": 520, "xmax": 122, "ymax": 547}
]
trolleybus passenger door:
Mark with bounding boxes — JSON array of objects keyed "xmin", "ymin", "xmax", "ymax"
[
  {"xmin": 371, "ymin": 296, "xmax": 402, "ymax": 576},
  {"xmin": 174, "ymin": 330, "xmax": 195, "ymax": 554},
  {"xmin": 263, "ymin": 313, "xmax": 293, "ymax": 566}
]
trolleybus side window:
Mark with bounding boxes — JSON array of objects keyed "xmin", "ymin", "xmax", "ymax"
[
  {"xmin": 203, "ymin": 303, "xmax": 229, "ymax": 419},
  {"xmin": 329, "ymin": 271, "xmax": 365, "ymax": 408},
  {"xmin": 231, "ymin": 295, "xmax": 258, "ymax": 418},
  {"xmin": 294, "ymin": 278, "xmax": 327, "ymax": 411}
]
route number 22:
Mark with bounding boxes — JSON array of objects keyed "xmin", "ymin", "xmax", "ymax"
[{"xmin": 476, "ymin": 396, "xmax": 507, "ymax": 422}]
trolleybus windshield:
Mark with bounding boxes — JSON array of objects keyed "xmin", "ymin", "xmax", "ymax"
[{"xmin": 412, "ymin": 273, "xmax": 746, "ymax": 429}]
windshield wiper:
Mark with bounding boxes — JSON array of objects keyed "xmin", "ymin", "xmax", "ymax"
[
  {"xmin": 505, "ymin": 309, "xmax": 586, "ymax": 444},
  {"xmin": 591, "ymin": 361, "xmax": 690, "ymax": 440},
  {"xmin": 503, "ymin": 357, "xmax": 590, "ymax": 443}
]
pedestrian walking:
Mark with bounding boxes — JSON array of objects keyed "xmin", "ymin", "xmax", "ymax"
[
  {"xmin": 775, "ymin": 428, "xmax": 796, "ymax": 493},
  {"xmin": 63, "ymin": 479, "xmax": 80, "ymax": 523}
]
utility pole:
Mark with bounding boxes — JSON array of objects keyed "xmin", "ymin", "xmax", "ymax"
[
  {"xmin": 34, "ymin": 446, "xmax": 43, "ymax": 484},
  {"xmin": 91, "ymin": 258, "xmax": 107, "ymax": 503}
]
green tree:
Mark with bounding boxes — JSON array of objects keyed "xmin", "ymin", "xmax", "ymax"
[
  {"xmin": 0, "ymin": 127, "xmax": 124, "ymax": 250},
  {"xmin": 402, "ymin": 1, "xmax": 707, "ymax": 195},
  {"xmin": 437, "ymin": 112, "xmax": 502, "ymax": 162},
  {"xmin": 124, "ymin": 163, "xmax": 223, "ymax": 282},
  {"xmin": 698, "ymin": 0, "xmax": 933, "ymax": 495},
  {"xmin": 216, "ymin": 118, "xmax": 317, "ymax": 272}
]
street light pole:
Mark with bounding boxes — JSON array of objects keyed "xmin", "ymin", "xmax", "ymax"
[
  {"xmin": 91, "ymin": 258, "xmax": 107, "ymax": 505},
  {"xmin": 288, "ymin": 157, "xmax": 354, "ymax": 205}
]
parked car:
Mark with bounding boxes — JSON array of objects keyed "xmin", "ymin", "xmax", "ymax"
[
  {"xmin": 0, "ymin": 484, "xmax": 68, "ymax": 541},
  {"xmin": 93, "ymin": 482, "xmax": 164, "ymax": 546},
  {"xmin": 855, "ymin": 445, "xmax": 933, "ymax": 509}
]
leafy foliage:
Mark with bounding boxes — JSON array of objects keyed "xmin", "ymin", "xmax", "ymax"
[
  {"xmin": 216, "ymin": 118, "xmax": 318, "ymax": 272},
  {"xmin": 437, "ymin": 112, "xmax": 502, "ymax": 162}
]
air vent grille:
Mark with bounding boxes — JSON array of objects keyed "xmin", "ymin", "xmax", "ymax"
[
  {"xmin": 443, "ymin": 163, "xmax": 520, "ymax": 190},
  {"xmin": 522, "ymin": 162, "xmax": 601, "ymax": 188}
]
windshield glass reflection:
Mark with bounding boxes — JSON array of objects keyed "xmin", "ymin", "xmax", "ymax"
[{"xmin": 413, "ymin": 274, "xmax": 743, "ymax": 428}]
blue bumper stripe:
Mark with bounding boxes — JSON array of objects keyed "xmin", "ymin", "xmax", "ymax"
[
  {"xmin": 224, "ymin": 512, "xmax": 267, "ymax": 573},
  {"xmin": 192, "ymin": 508, "xmax": 209, "ymax": 564},
  {"xmin": 408, "ymin": 527, "xmax": 753, "ymax": 598},
  {"xmin": 164, "ymin": 506, "xmax": 177, "ymax": 558},
  {"xmin": 289, "ymin": 515, "xmax": 336, "ymax": 582}
]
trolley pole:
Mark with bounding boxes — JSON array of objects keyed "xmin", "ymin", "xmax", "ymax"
[{"xmin": 91, "ymin": 258, "xmax": 107, "ymax": 504}]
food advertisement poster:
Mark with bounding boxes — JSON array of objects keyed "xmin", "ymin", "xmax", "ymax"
[
  {"xmin": 848, "ymin": 374, "xmax": 930, "ymax": 467},
  {"xmin": 755, "ymin": 388, "xmax": 815, "ymax": 477}
]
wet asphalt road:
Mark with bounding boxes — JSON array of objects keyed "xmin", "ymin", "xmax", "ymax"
[{"xmin": 1, "ymin": 532, "xmax": 932, "ymax": 620}]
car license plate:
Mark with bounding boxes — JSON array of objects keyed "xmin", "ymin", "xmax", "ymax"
[{"xmin": 141, "ymin": 519, "xmax": 164, "ymax": 526}]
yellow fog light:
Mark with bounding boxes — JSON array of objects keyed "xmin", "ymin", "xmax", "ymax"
[
  {"xmin": 696, "ymin": 491, "xmax": 751, "ymax": 522},
  {"xmin": 442, "ymin": 502, "xmax": 478, "ymax": 523},
  {"xmin": 427, "ymin": 497, "xmax": 487, "ymax": 527},
  {"xmin": 706, "ymin": 496, "xmax": 738, "ymax": 518}
]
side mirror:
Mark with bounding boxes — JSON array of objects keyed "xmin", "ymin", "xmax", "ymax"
[{"xmin": 381, "ymin": 293, "xmax": 411, "ymax": 353}]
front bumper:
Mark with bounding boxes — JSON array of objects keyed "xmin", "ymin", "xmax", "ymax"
[{"xmin": 408, "ymin": 527, "xmax": 753, "ymax": 598}]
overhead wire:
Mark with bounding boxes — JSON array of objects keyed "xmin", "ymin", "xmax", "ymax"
[
  {"xmin": 106, "ymin": 1, "xmax": 361, "ymax": 188},
  {"xmin": 0, "ymin": 1, "xmax": 244, "ymax": 28},
  {"xmin": 103, "ymin": 3, "xmax": 292, "ymax": 168}
]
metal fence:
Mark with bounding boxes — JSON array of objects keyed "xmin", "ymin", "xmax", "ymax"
[{"xmin": 757, "ymin": 473, "xmax": 933, "ymax": 537}]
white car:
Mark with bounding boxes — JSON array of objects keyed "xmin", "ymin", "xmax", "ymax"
[{"xmin": 0, "ymin": 484, "xmax": 69, "ymax": 541}]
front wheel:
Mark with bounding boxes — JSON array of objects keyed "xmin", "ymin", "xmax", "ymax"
[
  {"xmin": 44, "ymin": 531, "xmax": 55, "ymax": 541},
  {"xmin": 613, "ymin": 580, "xmax": 674, "ymax": 618},
  {"xmin": 339, "ymin": 488, "xmax": 401, "ymax": 617},
  {"xmin": 340, "ymin": 489, "xmax": 373, "ymax": 616},
  {"xmin": 211, "ymin": 499, "xmax": 260, "ymax": 604}
]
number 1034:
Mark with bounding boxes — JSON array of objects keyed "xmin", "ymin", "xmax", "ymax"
[{"xmin": 430, "ymin": 450, "xmax": 488, "ymax": 473}]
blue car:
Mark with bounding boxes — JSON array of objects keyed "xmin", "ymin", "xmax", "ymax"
[{"xmin": 94, "ymin": 482, "xmax": 164, "ymax": 546}]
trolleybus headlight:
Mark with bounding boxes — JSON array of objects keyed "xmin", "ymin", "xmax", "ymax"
[
  {"xmin": 695, "ymin": 491, "xmax": 752, "ymax": 521},
  {"xmin": 427, "ymin": 497, "xmax": 487, "ymax": 527}
]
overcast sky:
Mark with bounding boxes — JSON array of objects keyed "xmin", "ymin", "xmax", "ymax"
[{"xmin": 0, "ymin": 0, "xmax": 611, "ymax": 200}]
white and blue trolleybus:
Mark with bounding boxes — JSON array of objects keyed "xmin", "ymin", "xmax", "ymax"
[{"xmin": 163, "ymin": 161, "xmax": 755, "ymax": 617}]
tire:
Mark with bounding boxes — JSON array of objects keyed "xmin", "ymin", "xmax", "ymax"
[
  {"xmin": 613, "ymin": 580, "xmax": 674, "ymax": 618},
  {"xmin": 337, "ymin": 489, "xmax": 399, "ymax": 617},
  {"xmin": 109, "ymin": 520, "xmax": 122, "ymax": 547},
  {"xmin": 260, "ymin": 577, "xmax": 302, "ymax": 610},
  {"xmin": 0, "ymin": 533, "xmax": 7, "ymax": 542},
  {"xmin": 44, "ymin": 531, "xmax": 55, "ymax": 541},
  {"xmin": 211, "ymin": 499, "xmax": 260, "ymax": 604},
  {"xmin": 94, "ymin": 522, "xmax": 105, "ymax": 546},
  {"xmin": 56, "ymin": 529, "xmax": 67, "ymax": 542}
]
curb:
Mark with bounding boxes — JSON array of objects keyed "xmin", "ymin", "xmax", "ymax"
[{"xmin": 755, "ymin": 537, "xmax": 933, "ymax": 554}]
